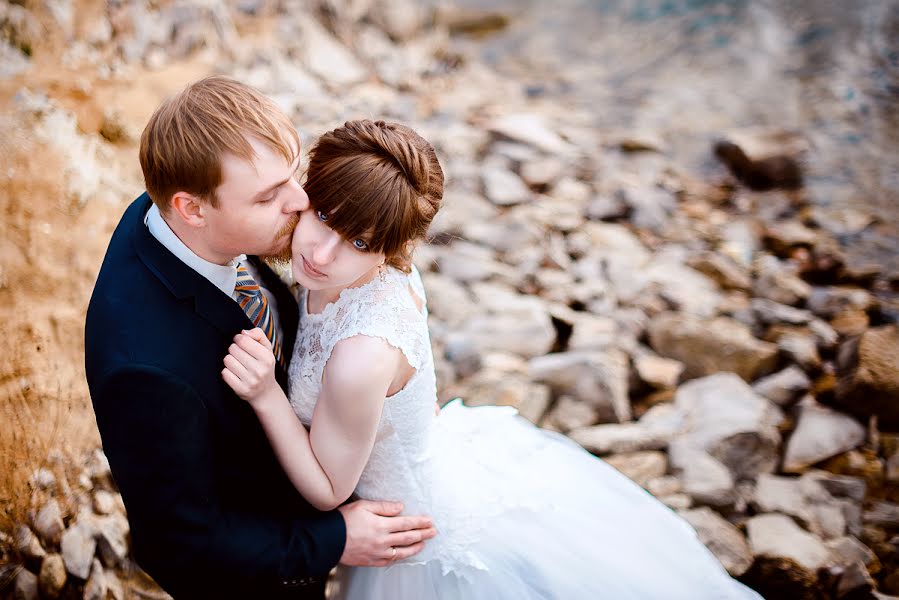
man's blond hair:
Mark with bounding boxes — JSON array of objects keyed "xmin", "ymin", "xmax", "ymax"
[{"xmin": 139, "ymin": 75, "xmax": 299, "ymax": 212}]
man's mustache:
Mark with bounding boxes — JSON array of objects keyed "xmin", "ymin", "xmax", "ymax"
[
  {"xmin": 263, "ymin": 212, "xmax": 301, "ymax": 265},
  {"xmin": 277, "ymin": 212, "xmax": 301, "ymax": 240}
]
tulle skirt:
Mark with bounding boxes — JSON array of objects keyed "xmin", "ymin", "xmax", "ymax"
[{"xmin": 333, "ymin": 401, "xmax": 763, "ymax": 600}]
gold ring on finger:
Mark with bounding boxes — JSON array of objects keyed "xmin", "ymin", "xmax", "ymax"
[{"xmin": 390, "ymin": 547, "xmax": 397, "ymax": 560}]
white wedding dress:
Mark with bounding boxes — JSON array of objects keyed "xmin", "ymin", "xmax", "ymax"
[{"xmin": 287, "ymin": 266, "xmax": 763, "ymax": 600}]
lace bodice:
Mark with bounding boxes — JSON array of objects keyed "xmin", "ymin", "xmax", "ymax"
[
  {"xmin": 287, "ymin": 265, "xmax": 439, "ymax": 510},
  {"xmin": 288, "ymin": 266, "xmax": 551, "ymax": 576}
]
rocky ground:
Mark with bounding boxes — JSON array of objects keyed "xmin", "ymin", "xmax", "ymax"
[{"xmin": 1, "ymin": 1, "xmax": 898, "ymax": 599}]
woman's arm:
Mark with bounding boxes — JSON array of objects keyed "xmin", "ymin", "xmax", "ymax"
[{"xmin": 223, "ymin": 328, "xmax": 404, "ymax": 511}]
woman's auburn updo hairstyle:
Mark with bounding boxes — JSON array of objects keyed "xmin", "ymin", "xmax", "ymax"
[{"xmin": 302, "ymin": 119, "xmax": 444, "ymax": 273}]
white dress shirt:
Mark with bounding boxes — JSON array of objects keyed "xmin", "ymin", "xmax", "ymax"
[{"xmin": 145, "ymin": 203, "xmax": 282, "ymax": 338}]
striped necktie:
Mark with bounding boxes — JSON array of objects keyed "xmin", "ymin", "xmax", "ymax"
[{"xmin": 234, "ymin": 265, "xmax": 284, "ymax": 368}]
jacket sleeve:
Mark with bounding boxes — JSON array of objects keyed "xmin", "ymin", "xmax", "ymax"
[{"xmin": 92, "ymin": 364, "xmax": 346, "ymax": 597}]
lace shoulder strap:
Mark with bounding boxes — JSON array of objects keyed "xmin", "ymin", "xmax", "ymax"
[{"xmin": 324, "ymin": 268, "xmax": 429, "ymax": 371}]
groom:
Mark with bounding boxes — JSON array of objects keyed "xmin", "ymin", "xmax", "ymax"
[{"xmin": 85, "ymin": 76, "xmax": 435, "ymax": 599}]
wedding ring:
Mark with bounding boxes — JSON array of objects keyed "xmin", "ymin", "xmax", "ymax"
[{"xmin": 390, "ymin": 547, "xmax": 397, "ymax": 560}]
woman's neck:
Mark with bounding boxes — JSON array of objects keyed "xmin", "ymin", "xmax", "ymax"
[{"xmin": 306, "ymin": 265, "xmax": 381, "ymax": 314}]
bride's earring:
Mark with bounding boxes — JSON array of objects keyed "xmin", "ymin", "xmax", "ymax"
[{"xmin": 379, "ymin": 263, "xmax": 387, "ymax": 283}]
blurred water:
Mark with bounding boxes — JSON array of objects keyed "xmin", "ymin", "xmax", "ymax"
[{"xmin": 457, "ymin": 0, "xmax": 899, "ymax": 276}]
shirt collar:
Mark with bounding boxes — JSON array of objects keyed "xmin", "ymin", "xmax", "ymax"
[{"xmin": 145, "ymin": 203, "xmax": 246, "ymax": 297}]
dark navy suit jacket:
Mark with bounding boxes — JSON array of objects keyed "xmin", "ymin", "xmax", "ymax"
[{"xmin": 85, "ymin": 194, "xmax": 345, "ymax": 599}]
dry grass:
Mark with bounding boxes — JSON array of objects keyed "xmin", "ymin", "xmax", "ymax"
[{"xmin": 0, "ymin": 347, "xmax": 88, "ymax": 534}]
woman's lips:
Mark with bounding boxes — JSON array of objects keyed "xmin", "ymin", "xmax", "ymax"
[{"xmin": 301, "ymin": 256, "xmax": 327, "ymax": 279}]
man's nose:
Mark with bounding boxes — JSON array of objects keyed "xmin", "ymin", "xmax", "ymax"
[
  {"xmin": 312, "ymin": 231, "xmax": 340, "ymax": 265},
  {"xmin": 284, "ymin": 184, "xmax": 310, "ymax": 213}
]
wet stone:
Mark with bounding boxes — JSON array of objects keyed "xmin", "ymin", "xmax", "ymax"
[
  {"xmin": 38, "ymin": 554, "xmax": 66, "ymax": 599},
  {"xmin": 13, "ymin": 568, "xmax": 38, "ymax": 600},
  {"xmin": 679, "ymin": 507, "xmax": 753, "ymax": 577},
  {"xmin": 33, "ymin": 499, "xmax": 65, "ymax": 548},
  {"xmin": 60, "ymin": 520, "xmax": 96, "ymax": 579}
]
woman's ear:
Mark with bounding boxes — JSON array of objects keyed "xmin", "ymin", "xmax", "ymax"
[{"xmin": 169, "ymin": 192, "xmax": 207, "ymax": 228}]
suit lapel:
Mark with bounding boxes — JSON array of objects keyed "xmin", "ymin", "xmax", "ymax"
[
  {"xmin": 131, "ymin": 194, "xmax": 253, "ymax": 338},
  {"xmin": 130, "ymin": 194, "xmax": 294, "ymax": 389}
]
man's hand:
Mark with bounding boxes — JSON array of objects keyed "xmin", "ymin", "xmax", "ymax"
[{"xmin": 338, "ymin": 500, "xmax": 436, "ymax": 567}]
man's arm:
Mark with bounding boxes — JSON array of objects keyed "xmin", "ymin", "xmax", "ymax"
[
  {"xmin": 224, "ymin": 330, "xmax": 400, "ymax": 511},
  {"xmin": 94, "ymin": 365, "xmax": 345, "ymax": 596},
  {"xmin": 223, "ymin": 329, "xmax": 438, "ymax": 567}
]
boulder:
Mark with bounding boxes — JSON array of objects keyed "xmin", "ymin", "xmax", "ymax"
[
  {"xmin": 38, "ymin": 554, "xmax": 67, "ymax": 599},
  {"xmin": 487, "ymin": 113, "xmax": 573, "ymax": 155},
  {"xmin": 720, "ymin": 219, "xmax": 762, "ymax": 268},
  {"xmin": 60, "ymin": 520, "xmax": 96, "ymax": 579},
  {"xmin": 566, "ymin": 314, "xmax": 622, "ymax": 352},
  {"xmin": 746, "ymin": 513, "xmax": 832, "ymax": 573},
  {"xmin": 368, "ymin": 0, "xmax": 428, "ymax": 41},
  {"xmin": 429, "ymin": 189, "xmax": 498, "ymax": 237},
  {"xmin": 753, "ymin": 254, "xmax": 811, "ymax": 306},
  {"xmin": 585, "ymin": 192, "xmax": 630, "ymax": 221},
  {"xmin": 13, "ymin": 568, "xmax": 38, "ymax": 600},
  {"xmin": 784, "ymin": 399, "xmax": 866, "ymax": 473},
  {"xmin": 807, "ymin": 286, "xmax": 874, "ymax": 319},
  {"xmin": 86, "ymin": 449, "xmax": 112, "ymax": 486},
  {"xmin": 686, "ymin": 252, "xmax": 752, "ymax": 291},
  {"xmin": 14, "ymin": 525, "xmax": 46, "ymax": 561},
  {"xmin": 33, "ymin": 499, "xmax": 65, "ymax": 547},
  {"xmin": 751, "ymin": 298, "xmax": 813, "ymax": 325},
  {"xmin": 92, "ymin": 490, "xmax": 115, "ymax": 516},
  {"xmin": 764, "ymin": 221, "xmax": 820, "ymax": 256},
  {"xmin": 753, "ymin": 473, "xmax": 856, "ymax": 540},
  {"xmin": 421, "ymin": 273, "xmax": 477, "ymax": 327},
  {"xmin": 834, "ymin": 560, "xmax": 875, "ymax": 598},
  {"xmin": 826, "ymin": 535, "xmax": 879, "ymax": 572},
  {"xmin": 293, "ymin": 16, "xmax": 367, "ymax": 86},
  {"xmin": 634, "ymin": 353, "xmax": 684, "ymax": 389},
  {"xmin": 436, "ymin": 241, "xmax": 516, "ymax": 283},
  {"xmin": 30, "ymin": 468, "xmax": 56, "ymax": 490},
  {"xmin": 863, "ymin": 502, "xmax": 899, "ymax": 528},
  {"xmin": 544, "ymin": 396, "xmax": 599, "ymax": 432},
  {"xmin": 648, "ymin": 312, "xmax": 778, "ymax": 382},
  {"xmin": 779, "ymin": 334, "xmax": 822, "ymax": 372},
  {"xmin": 668, "ymin": 444, "xmax": 735, "ymax": 507},
  {"xmin": 83, "ymin": 559, "xmax": 107, "ymax": 600},
  {"xmin": 520, "ymin": 157, "xmax": 565, "ymax": 188},
  {"xmin": 647, "ymin": 475, "xmax": 682, "ymax": 497},
  {"xmin": 603, "ymin": 451, "xmax": 667, "ymax": 488},
  {"xmin": 569, "ymin": 422, "xmax": 673, "ymax": 455},
  {"xmin": 482, "ymin": 165, "xmax": 531, "ymax": 206},
  {"xmin": 672, "ymin": 373, "xmax": 783, "ymax": 479},
  {"xmin": 95, "ymin": 513, "xmax": 129, "ymax": 568},
  {"xmin": 753, "ymin": 474, "xmax": 807, "ymax": 519},
  {"xmin": 752, "ymin": 365, "xmax": 811, "ymax": 406},
  {"xmin": 458, "ymin": 299, "xmax": 555, "ymax": 359},
  {"xmin": 679, "ymin": 507, "xmax": 753, "ymax": 576},
  {"xmin": 835, "ymin": 325, "xmax": 899, "ymax": 429},
  {"xmin": 636, "ymin": 251, "xmax": 723, "ymax": 318},
  {"xmin": 530, "ymin": 349, "xmax": 630, "ymax": 422}
]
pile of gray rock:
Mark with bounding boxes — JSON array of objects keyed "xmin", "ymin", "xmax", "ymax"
[{"xmin": 2, "ymin": 450, "xmax": 164, "ymax": 600}]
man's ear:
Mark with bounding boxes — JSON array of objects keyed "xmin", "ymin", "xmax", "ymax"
[{"xmin": 169, "ymin": 192, "xmax": 206, "ymax": 228}]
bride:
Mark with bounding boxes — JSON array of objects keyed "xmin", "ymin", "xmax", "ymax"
[{"xmin": 221, "ymin": 119, "xmax": 763, "ymax": 599}]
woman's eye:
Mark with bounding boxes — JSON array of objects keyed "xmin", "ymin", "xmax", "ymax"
[
  {"xmin": 316, "ymin": 210, "xmax": 329, "ymax": 222},
  {"xmin": 352, "ymin": 239, "xmax": 368, "ymax": 251}
]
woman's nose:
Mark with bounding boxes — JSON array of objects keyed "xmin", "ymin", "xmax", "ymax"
[{"xmin": 312, "ymin": 231, "xmax": 340, "ymax": 265}]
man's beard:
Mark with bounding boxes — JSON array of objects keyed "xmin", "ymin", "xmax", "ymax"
[{"xmin": 261, "ymin": 212, "xmax": 300, "ymax": 267}]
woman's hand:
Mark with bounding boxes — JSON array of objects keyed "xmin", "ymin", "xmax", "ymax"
[{"xmin": 222, "ymin": 328, "xmax": 281, "ymax": 409}]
